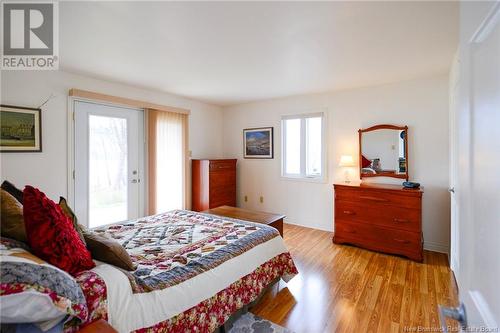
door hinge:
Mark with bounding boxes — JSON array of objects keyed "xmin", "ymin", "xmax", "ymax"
[
  {"xmin": 72, "ymin": 111, "xmax": 75, "ymax": 121},
  {"xmin": 72, "ymin": 170, "xmax": 75, "ymax": 180}
]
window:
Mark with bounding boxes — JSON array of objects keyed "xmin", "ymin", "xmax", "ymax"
[
  {"xmin": 282, "ymin": 113, "xmax": 326, "ymax": 180},
  {"xmin": 148, "ymin": 109, "xmax": 188, "ymax": 215}
]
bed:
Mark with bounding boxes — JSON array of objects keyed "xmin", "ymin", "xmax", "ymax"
[{"xmin": 61, "ymin": 209, "xmax": 298, "ymax": 332}]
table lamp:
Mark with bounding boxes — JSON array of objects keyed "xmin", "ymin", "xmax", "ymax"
[{"xmin": 339, "ymin": 155, "xmax": 355, "ymax": 183}]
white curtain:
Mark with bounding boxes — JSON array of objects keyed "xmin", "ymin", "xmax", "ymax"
[{"xmin": 148, "ymin": 110, "xmax": 187, "ymax": 214}]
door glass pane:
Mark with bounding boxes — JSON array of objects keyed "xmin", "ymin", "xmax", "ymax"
[
  {"xmin": 306, "ymin": 117, "xmax": 322, "ymax": 176},
  {"xmin": 88, "ymin": 115, "xmax": 128, "ymax": 227},
  {"xmin": 285, "ymin": 118, "xmax": 301, "ymax": 175}
]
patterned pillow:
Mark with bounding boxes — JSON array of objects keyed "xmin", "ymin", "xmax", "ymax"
[
  {"xmin": 23, "ymin": 186, "xmax": 95, "ymax": 276},
  {"xmin": 0, "ymin": 237, "xmax": 89, "ymax": 328}
]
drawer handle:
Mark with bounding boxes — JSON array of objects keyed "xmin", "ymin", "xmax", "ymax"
[
  {"xmin": 212, "ymin": 165, "xmax": 231, "ymax": 169},
  {"xmin": 343, "ymin": 210, "xmax": 356, "ymax": 215},
  {"xmin": 359, "ymin": 196, "xmax": 389, "ymax": 202},
  {"xmin": 393, "ymin": 238, "xmax": 410, "ymax": 244},
  {"xmin": 393, "ymin": 218, "xmax": 409, "ymax": 223}
]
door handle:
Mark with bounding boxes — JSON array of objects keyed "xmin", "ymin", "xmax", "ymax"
[
  {"xmin": 131, "ymin": 179, "xmax": 138, "ymax": 183},
  {"xmin": 448, "ymin": 187, "xmax": 455, "ymax": 193},
  {"xmin": 438, "ymin": 303, "xmax": 467, "ymax": 332}
]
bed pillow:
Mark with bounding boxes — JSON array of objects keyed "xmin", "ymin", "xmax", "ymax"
[
  {"xmin": 23, "ymin": 186, "xmax": 95, "ymax": 276},
  {"xmin": 57, "ymin": 198, "xmax": 135, "ymax": 271},
  {"xmin": 0, "ymin": 238, "xmax": 88, "ymax": 329},
  {"xmin": 0, "ymin": 189, "xmax": 27, "ymax": 243},
  {"xmin": 1, "ymin": 180, "xmax": 24, "ymax": 204},
  {"xmin": 59, "ymin": 197, "xmax": 86, "ymax": 246},
  {"xmin": 361, "ymin": 155, "xmax": 372, "ymax": 168},
  {"xmin": 371, "ymin": 158, "xmax": 381, "ymax": 171},
  {"xmin": 82, "ymin": 229, "xmax": 136, "ymax": 271}
]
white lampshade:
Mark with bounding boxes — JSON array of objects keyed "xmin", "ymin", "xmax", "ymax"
[{"xmin": 339, "ymin": 155, "xmax": 355, "ymax": 167}]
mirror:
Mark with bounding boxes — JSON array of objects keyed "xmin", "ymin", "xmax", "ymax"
[{"xmin": 358, "ymin": 124, "xmax": 408, "ymax": 180}]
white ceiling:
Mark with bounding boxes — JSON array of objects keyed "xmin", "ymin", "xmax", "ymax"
[{"xmin": 60, "ymin": 1, "xmax": 458, "ymax": 106}]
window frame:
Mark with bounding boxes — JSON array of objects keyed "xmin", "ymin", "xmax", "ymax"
[{"xmin": 281, "ymin": 111, "xmax": 327, "ymax": 182}]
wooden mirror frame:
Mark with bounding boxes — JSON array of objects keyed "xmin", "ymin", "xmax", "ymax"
[{"xmin": 358, "ymin": 124, "xmax": 409, "ymax": 181}]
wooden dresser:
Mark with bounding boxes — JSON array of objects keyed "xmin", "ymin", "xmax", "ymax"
[
  {"xmin": 333, "ymin": 183, "xmax": 423, "ymax": 262},
  {"xmin": 192, "ymin": 159, "xmax": 237, "ymax": 211}
]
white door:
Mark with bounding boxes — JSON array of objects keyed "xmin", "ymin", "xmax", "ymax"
[
  {"xmin": 73, "ymin": 101, "xmax": 144, "ymax": 228},
  {"xmin": 449, "ymin": 53, "xmax": 460, "ymax": 276},
  {"xmin": 444, "ymin": 2, "xmax": 500, "ymax": 330}
]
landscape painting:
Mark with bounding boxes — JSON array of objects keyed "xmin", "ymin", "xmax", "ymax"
[
  {"xmin": 0, "ymin": 105, "xmax": 42, "ymax": 152},
  {"xmin": 243, "ymin": 127, "xmax": 273, "ymax": 159}
]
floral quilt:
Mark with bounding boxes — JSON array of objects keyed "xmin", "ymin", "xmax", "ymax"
[
  {"xmin": 134, "ymin": 252, "xmax": 296, "ymax": 333},
  {"xmin": 2, "ymin": 210, "xmax": 297, "ymax": 332},
  {"xmin": 64, "ymin": 270, "xmax": 108, "ymax": 332},
  {"xmin": 92, "ymin": 210, "xmax": 283, "ymax": 292},
  {"xmin": 0, "ymin": 237, "xmax": 107, "ymax": 332}
]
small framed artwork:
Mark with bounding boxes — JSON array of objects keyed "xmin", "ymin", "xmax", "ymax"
[
  {"xmin": 0, "ymin": 105, "xmax": 42, "ymax": 152},
  {"xmin": 243, "ymin": 127, "xmax": 273, "ymax": 159}
]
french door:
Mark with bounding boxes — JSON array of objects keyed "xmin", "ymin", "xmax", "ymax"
[{"xmin": 73, "ymin": 100, "xmax": 144, "ymax": 228}]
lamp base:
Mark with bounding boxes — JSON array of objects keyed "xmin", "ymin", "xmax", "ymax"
[{"xmin": 343, "ymin": 169, "xmax": 351, "ymax": 184}]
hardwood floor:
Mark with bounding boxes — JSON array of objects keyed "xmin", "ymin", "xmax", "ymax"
[{"xmin": 251, "ymin": 223, "xmax": 459, "ymax": 333}]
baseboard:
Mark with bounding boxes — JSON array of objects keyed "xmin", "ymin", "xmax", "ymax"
[
  {"xmin": 283, "ymin": 218, "xmax": 333, "ymax": 233},
  {"xmin": 467, "ymin": 290, "xmax": 499, "ymax": 329},
  {"xmin": 423, "ymin": 241, "xmax": 449, "ymax": 255}
]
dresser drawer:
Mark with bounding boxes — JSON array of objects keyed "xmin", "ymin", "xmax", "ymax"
[
  {"xmin": 209, "ymin": 186, "xmax": 236, "ymax": 206},
  {"xmin": 209, "ymin": 185, "xmax": 235, "ymax": 196},
  {"xmin": 334, "ymin": 220, "xmax": 422, "ymax": 256},
  {"xmin": 210, "ymin": 170, "xmax": 236, "ymax": 188},
  {"xmin": 335, "ymin": 200, "xmax": 420, "ymax": 232},
  {"xmin": 335, "ymin": 188, "xmax": 421, "ymax": 209},
  {"xmin": 209, "ymin": 160, "xmax": 236, "ymax": 171}
]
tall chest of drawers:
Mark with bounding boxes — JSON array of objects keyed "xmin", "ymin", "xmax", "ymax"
[
  {"xmin": 333, "ymin": 183, "xmax": 423, "ymax": 262},
  {"xmin": 192, "ymin": 159, "xmax": 237, "ymax": 212}
]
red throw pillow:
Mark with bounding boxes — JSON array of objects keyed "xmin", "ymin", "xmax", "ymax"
[
  {"xmin": 361, "ymin": 155, "xmax": 372, "ymax": 168},
  {"xmin": 23, "ymin": 186, "xmax": 95, "ymax": 275}
]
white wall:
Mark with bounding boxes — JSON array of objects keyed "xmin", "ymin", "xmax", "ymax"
[
  {"xmin": 222, "ymin": 74, "xmax": 450, "ymax": 253},
  {"xmin": 0, "ymin": 70, "xmax": 451, "ymax": 252},
  {"xmin": 0, "ymin": 70, "xmax": 224, "ymax": 202}
]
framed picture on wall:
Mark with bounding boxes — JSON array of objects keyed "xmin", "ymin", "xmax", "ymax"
[
  {"xmin": 0, "ymin": 105, "xmax": 42, "ymax": 152},
  {"xmin": 243, "ymin": 127, "xmax": 273, "ymax": 159}
]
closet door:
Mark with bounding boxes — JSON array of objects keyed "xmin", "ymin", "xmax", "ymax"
[{"xmin": 443, "ymin": 2, "xmax": 500, "ymax": 330}]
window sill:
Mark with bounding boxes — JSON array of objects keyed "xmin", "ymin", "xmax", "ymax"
[{"xmin": 280, "ymin": 175, "xmax": 328, "ymax": 184}]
